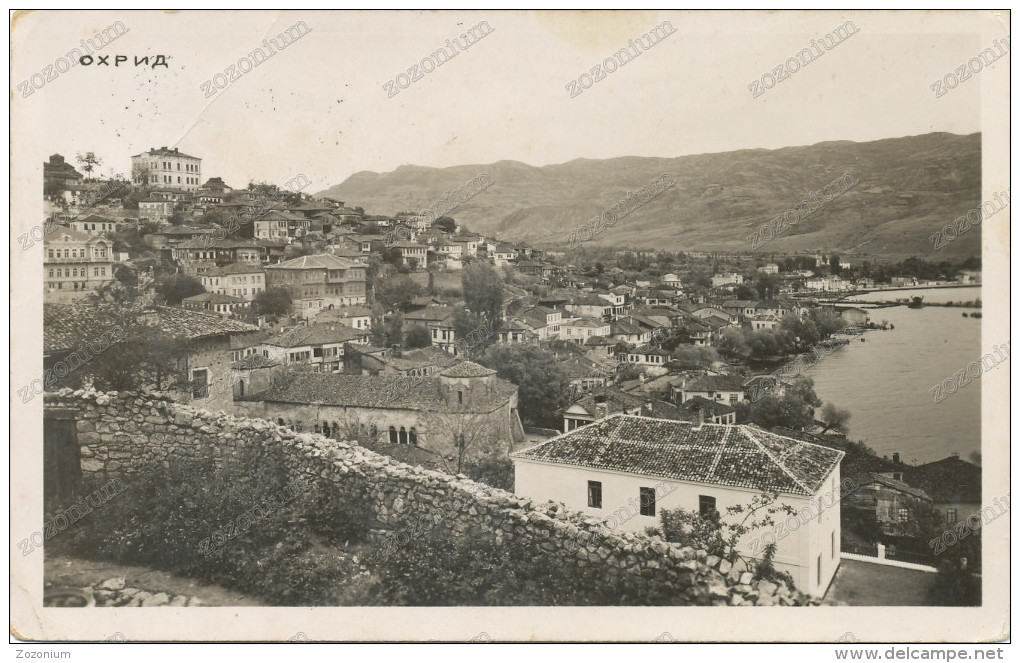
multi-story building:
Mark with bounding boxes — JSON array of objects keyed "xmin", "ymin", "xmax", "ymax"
[
  {"xmin": 43, "ymin": 227, "xmax": 115, "ymax": 302},
  {"xmin": 200, "ymin": 263, "xmax": 266, "ymax": 302},
  {"xmin": 131, "ymin": 146, "xmax": 202, "ymax": 191},
  {"xmin": 138, "ymin": 199, "xmax": 175, "ymax": 223},
  {"xmin": 265, "ymin": 254, "xmax": 367, "ymax": 319},
  {"xmin": 253, "ymin": 210, "xmax": 310, "ymax": 241},
  {"xmin": 391, "ymin": 241, "xmax": 428, "ymax": 269}
]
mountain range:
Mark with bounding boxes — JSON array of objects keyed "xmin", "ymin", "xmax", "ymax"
[{"xmin": 316, "ymin": 132, "xmax": 982, "ymax": 257}]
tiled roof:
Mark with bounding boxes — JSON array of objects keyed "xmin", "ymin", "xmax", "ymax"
[
  {"xmin": 573, "ymin": 386, "xmax": 646, "ymax": 412},
  {"xmin": 439, "ymin": 360, "xmax": 496, "ymax": 378},
  {"xmin": 155, "ymin": 306, "xmax": 258, "ymax": 340},
  {"xmin": 44, "ymin": 303, "xmax": 124, "ymax": 355},
  {"xmin": 134, "ymin": 147, "xmax": 200, "ymax": 159},
  {"xmin": 204, "ymin": 263, "xmax": 265, "ymax": 276},
  {"xmin": 265, "ymin": 322, "xmax": 362, "ymax": 347},
  {"xmin": 246, "ymin": 371, "xmax": 516, "ymax": 412},
  {"xmin": 681, "ymin": 395, "xmax": 736, "ymax": 417},
  {"xmin": 183, "ymin": 292, "xmax": 245, "ymax": 304},
  {"xmin": 513, "ymin": 414, "xmax": 844, "ymax": 496},
  {"xmin": 904, "ymin": 456, "xmax": 982, "ymax": 504},
  {"xmin": 611, "ymin": 320, "xmax": 645, "ymax": 335},
  {"xmin": 267, "ymin": 254, "xmax": 365, "ymax": 270},
  {"xmin": 685, "ymin": 374, "xmax": 746, "ymax": 393},
  {"xmin": 403, "ymin": 306, "xmax": 456, "ymax": 325},
  {"xmin": 854, "ymin": 472, "xmax": 932, "ymax": 502},
  {"xmin": 176, "ymin": 238, "xmax": 263, "ymax": 250}
]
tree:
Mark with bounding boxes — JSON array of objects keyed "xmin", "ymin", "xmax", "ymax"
[
  {"xmin": 426, "ymin": 411, "xmax": 503, "ymax": 475},
  {"xmin": 462, "ymin": 262, "xmax": 504, "ymax": 330},
  {"xmin": 76, "ymin": 151, "xmax": 102, "ymax": 181},
  {"xmin": 745, "ymin": 377, "xmax": 821, "ymax": 430},
  {"xmin": 382, "ymin": 312, "xmax": 404, "ymax": 348},
  {"xmin": 433, "ymin": 216, "xmax": 456, "ymax": 233},
  {"xmin": 830, "ymin": 254, "xmax": 841, "ymax": 275},
  {"xmin": 405, "ymin": 326, "xmax": 432, "ymax": 349},
  {"xmin": 374, "ymin": 274, "xmax": 423, "ymax": 312},
  {"xmin": 451, "ymin": 310, "xmax": 491, "ymax": 355},
  {"xmin": 155, "ymin": 274, "xmax": 204, "ymax": 305},
  {"xmin": 819, "ymin": 403, "xmax": 852, "ymax": 434},
  {"xmin": 253, "ymin": 287, "xmax": 293, "ymax": 316},
  {"xmin": 658, "ymin": 491, "xmax": 796, "ymax": 577},
  {"xmin": 479, "ymin": 344, "xmax": 570, "ymax": 428},
  {"xmin": 754, "ymin": 273, "xmax": 780, "ymax": 300}
]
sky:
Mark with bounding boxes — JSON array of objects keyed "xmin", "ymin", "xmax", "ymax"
[{"xmin": 15, "ymin": 10, "xmax": 999, "ymax": 193}]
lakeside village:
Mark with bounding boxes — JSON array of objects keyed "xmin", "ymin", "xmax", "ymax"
[{"xmin": 39, "ymin": 148, "xmax": 984, "ymax": 607}]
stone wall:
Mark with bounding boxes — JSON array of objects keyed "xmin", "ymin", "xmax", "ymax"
[{"xmin": 43, "ymin": 388, "xmax": 815, "ymax": 606}]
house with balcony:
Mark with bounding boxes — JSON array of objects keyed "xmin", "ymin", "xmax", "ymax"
[{"xmin": 259, "ymin": 322, "xmax": 367, "ymax": 373}]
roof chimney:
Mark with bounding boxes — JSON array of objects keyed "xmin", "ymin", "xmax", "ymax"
[
  {"xmin": 693, "ymin": 407, "xmax": 705, "ymax": 430},
  {"xmin": 892, "ymin": 452, "xmax": 900, "ymax": 464}
]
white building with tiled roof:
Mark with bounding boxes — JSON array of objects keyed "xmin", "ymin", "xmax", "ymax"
[
  {"xmin": 131, "ymin": 146, "xmax": 202, "ymax": 191},
  {"xmin": 511, "ymin": 414, "xmax": 846, "ymax": 596}
]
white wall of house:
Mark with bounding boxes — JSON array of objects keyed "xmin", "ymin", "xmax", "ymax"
[{"xmin": 512, "ymin": 458, "xmax": 841, "ymax": 596}]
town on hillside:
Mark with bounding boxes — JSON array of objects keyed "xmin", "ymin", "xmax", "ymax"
[{"xmin": 37, "ymin": 145, "xmax": 987, "ymax": 610}]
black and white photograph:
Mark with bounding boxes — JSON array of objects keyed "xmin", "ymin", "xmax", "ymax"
[{"xmin": 9, "ymin": 8, "xmax": 1010, "ymax": 649}]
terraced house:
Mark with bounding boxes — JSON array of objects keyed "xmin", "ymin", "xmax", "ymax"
[
  {"xmin": 512, "ymin": 414, "xmax": 845, "ymax": 596},
  {"xmin": 265, "ymin": 254, "xmax": 367, "ymax": 319}
]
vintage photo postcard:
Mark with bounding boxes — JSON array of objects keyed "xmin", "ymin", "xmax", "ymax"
[{"xmin": 10, "ymin": 8, "xmax": 1010, "ymax": 646}]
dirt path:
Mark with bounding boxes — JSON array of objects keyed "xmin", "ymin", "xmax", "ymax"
[{"xmin": 45, "ymin": 554, "xmax": 264, "ymax": 606}]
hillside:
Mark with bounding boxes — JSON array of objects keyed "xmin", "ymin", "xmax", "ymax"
[{"xmin": 317, "ymin": 133, "xmax": 982, "ymax": 257}]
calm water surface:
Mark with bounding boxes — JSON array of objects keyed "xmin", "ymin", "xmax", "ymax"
[{"xmin": 804, "ymin": 288, "xmax": 983, "ymax": 464}]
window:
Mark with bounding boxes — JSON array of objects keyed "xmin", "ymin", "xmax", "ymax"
[
  {"xmin": 699, "ymin": 495, "xmax": 717, "ymax": 518},
  {"xmin": 388, "ymin": 426, "xmax": 398, "ymax": 444},
  {"xmin": 946, "ymin": 508, "xmax": 958, "ymax": 524},
  {"xmin": 639, "ymin": 487, "xmax": 656, "ymax": 517},
  {"xmin": 191, "ymin": 368, "xmax": 209, "ymax": 399},
  {"xmin": 587, "ymin": 481, "xmax": 602, "ymax": 508},
  {"xmin": 399, "ymin": 427, "xmax": 408, "ymax": 445},
  {"xmin": 457, "ymin": 390, "xmax": 463, "ymax": 404},
  {"xmin": 409, "ymin": 427, "xmax": 418, "ymax": 446},
  {"xmin": 898, "ymin": 508, "xmax": 909, "ymax": 522}
]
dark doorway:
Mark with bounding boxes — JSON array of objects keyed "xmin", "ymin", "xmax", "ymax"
[{"xmin": 44, "ymin": 411, "xmax": 81, "ymax": 505}]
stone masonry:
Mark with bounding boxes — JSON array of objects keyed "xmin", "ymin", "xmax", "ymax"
[{"xmin": 44, "ymin": 388, "xmax": 816, "ymax": 606}]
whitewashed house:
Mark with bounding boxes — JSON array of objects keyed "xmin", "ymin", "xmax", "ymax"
[{"xmin": 511, "ymin": 414, "xmax": 845, "ymax": 596}]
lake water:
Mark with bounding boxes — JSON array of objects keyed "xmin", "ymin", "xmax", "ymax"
[{"xmin": 804, "ymin": 287, "xmax": 983, "ymax": 464}]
